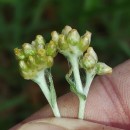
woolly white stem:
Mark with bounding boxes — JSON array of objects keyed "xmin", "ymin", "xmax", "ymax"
[
  {"xmin": 69, "ymin": 56, "xmax": 83, "ymax": 93},
  {"xmin": 69, "ymin": 55, "xmax": 86, "ymax": 119},
  {"xmin": 51, "ymin": 101, "xmax": 61, "ymax": 117},
  {"xmin": 33, "ymin": 69, "xmax": 61, "ymax": 117},
  {"xmin": 84, "ymin": 70, "xmax": 95, "ymax": 95},
  {"xmin": 78, "ymin": 70, "xmax": 95, "ymax": 119},
  {"xmin": 33, "ymin": 70, "xmax": 51, "ymax": 103},
  {"xmin": 78, "ymin": 97, "xmax": 86, "ymax": 119}
]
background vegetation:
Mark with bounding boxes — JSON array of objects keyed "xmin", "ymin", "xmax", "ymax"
[{"xmin": 0, "ymin": 0, "xmax": 130, "ymax": 129}]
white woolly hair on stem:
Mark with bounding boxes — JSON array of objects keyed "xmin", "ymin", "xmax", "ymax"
[
  {"xmin": 69, "ymin": 55, "xmax": 83, "ymax": 93},
  {"xmin": 69, "ymin": 55, "xmax": 86, "ymax": 119},
  {"xmin": 68, "ymin": 55, "xmax": 96, "ymax": 119},
  {"xmin": 33, "ymin": 69, "xmax": 61, "ymax": 117}
]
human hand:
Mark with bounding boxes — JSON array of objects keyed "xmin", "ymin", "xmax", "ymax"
[{"xmin": 10, "ymin": 60, "xmax": 130, "ymax": 130}]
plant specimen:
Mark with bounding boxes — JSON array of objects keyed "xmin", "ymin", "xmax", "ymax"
[
  {"xmin": 14, "ymin": 25, "xmax": 112, "ymax": 119},
  {"xmin": 14, "ymin": 35, "xmax": 60, "ymax": 117},
  {"xmin": 51, "ymin": 26, "xmax": 112, "ymax": 119}
]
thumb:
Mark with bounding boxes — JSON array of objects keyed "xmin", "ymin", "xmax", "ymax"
[{"xmin": 18, "ymin": 118, "xmax": 123, "ymax": 130}]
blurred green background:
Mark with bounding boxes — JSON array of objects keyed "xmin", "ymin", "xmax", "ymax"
[{"xmin": 0, "ymin": 0, "xmax": 130, "ymax": 129}]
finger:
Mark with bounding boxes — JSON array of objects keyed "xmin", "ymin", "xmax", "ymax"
[
  {"xmin": 10, "ymin": 60, "xmax": 130, "ymax": 130},
  {"xmin": 18, "ymin": 118, "xmax": 123, "ymax": 130}
]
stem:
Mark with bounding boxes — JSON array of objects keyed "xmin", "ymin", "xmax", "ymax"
[
  {"xmin": 69, "ymin": 55, "xmax": 86, "ymax": 119},
  {"xmin": 33, "ymin": 70, "xmax": 51, "ymax": 104},
  {"xmin": 48, "ymin": 70, "xmax": 61, "ymax": 117},
  {"xmin": 78, "ymin": 97, "xmax": 86, "ymax": 119},
  {"xmin": 68, "ymin": 56, "xmax": 95, "ymax": 119},
  {"xmin": 84, "ymin": 70, "xmax": 95, "ymax": 95},
  {"xmin": 51, "ymin": 102, "xmax": 61, "ymax": 117},
  {"xmin": 69, "ymin": 55, "xmax": 83, "ymax": 93},
  {"xmin": 33, "ymin": 69, "xmax": 61, "ymax": 117},
  {"xmin": 78, "ymin": 70, "xmax": 95, "ymax": 119},
  {"xmin": 78, "ymin": 69, "xmax": 95, "ymax": 119}
]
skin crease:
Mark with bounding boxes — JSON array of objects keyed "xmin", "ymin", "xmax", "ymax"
[{"xmin": 10, "ymin": 60, "xmax": 130, "ymax": 130}]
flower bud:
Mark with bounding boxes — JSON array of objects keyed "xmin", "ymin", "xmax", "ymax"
[
  {"xmin": 28, "ymin": 55, "xmax": 35, "ymax": 65},
  {"xmin": 14, "ymin": 48, "xmax": 25, "ymax": 60},
  {"xmin": 81, "ymin": 53, "xmax": 97, "ymax": 70},
  {"xmin": 62, "ymin": 25, "xmax": 72, "ymax": 35},
  {"xmin": 33, "ymin": 35, "xmax": 45, "ymax": 50},
  {"xmin": 45, "ymin": 41, "xmax": 57, "ymax": 57},
  {"xmin": 67, "ymin": 29, "xmax": 80, "ymax": 45},
  {"xmin": 19, "ymin": 60, "xmax": 28, "ymax": 70},
  {"xmin": 34, "ymin": 49, "xmax": 46, "ymax": 64},
  {"xmin": 87, "ymin": 47, "xmax": 98, "ymax": 62},
  {"xmin": 46, "ymin": 56, "xmax": 54, "ymax": 68},
  {"xmin": 22, "ymin": 43, "xmax": 35, "ymax": 56},
  {"xmin": 35, "ymin": 35, "xmax": 45, "ymax": 46},
  {"xmin": 84, "ymin": 31, "xmax": 91, "ymax": 44},
  {"xmin": 79, "ymin": 31, "xmax": 91, "ymax": 52},
  {"xmin": 58, "ymin": 34, "xmax": 68, "ymax": 50},
  {"xmin": 80, "ymin": 47, "xmax": 98, "ymax": 70},
  {"xmin": 51, "ymin": 31, "xmax": 59, "ymax": 42},
  {"xmin": 37, "ymin": 48, "xmax": 46, "ymax": 57},
  {"xmin": 96, "ymin": 62, "xmax": 112, "ymax": 75}
]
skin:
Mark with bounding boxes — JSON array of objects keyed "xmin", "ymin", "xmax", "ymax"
[{"xmin": 10, "ymin": 60, "xmax": 130, "ymax": 130}]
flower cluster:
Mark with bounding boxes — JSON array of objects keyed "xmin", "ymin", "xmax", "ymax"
[
  {"xmin": 14, "ymin": 25, "xmax": 112, "ymax": 119},
  {"xmin": 51, "ymin": 26, "xmax": 91, "ymax": 57},
  {"xmin": 50, "ymin": 25, "xmax": 112, "ymax": 119},
  {"xmin": 14, "ymin": 35, "xmax": 60, "ymax": 117},
  {"xmin": 14, "ymin": 35, "xmax": 57, "ymax": 79}
]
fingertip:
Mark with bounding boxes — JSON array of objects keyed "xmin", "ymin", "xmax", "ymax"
[
  {"xmin": 18, "ymin": 121, "xmax": 65, "ymax": 130},
  {"xmin": 18, "ymin": 118, "xmax": 123, "ymax": 130}
]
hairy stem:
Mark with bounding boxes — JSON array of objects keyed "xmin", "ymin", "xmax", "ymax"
[
  {"xmin": 78, "ymin": 97, "xmax": 86, "ymax": 119},
  {"xmin": 69, "ymin": 55, "xmax": 83, "ymax": 93},
  {"xmin": 78, "ymin": 70, "xmax": 95, "ymax": 119},
  {"xmin": 51, "ymin": 101, "xmax": 60, "ymax": 117},
  {"xmin": 33, "ymin": 70, "xmax": 51, "ymax": 103},
  {"xmin": 69, "ymin": 55, "xmax": 86, "ymax": 119},
  {"xmin": 84, "ymin": 70, "xmax": 95, "ymax": 96},
  {"xmin": 33, "ymin": 69, "xmax": 61, "ymax": 117}
]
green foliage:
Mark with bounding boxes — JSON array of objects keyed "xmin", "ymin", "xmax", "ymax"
[{"xmin": 0, "ymin": 0, "xmax": 130, "ymax": 129}]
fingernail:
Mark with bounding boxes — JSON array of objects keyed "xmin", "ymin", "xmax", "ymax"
[{"xmin": 18, "ymin": 122, "xmax": 66, "ymax": 130}]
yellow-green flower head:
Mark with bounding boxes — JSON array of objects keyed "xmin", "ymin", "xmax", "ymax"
[
  {"xmin": 80, "ymin": 47, "xmax": 112, "ymax": 75},
  {"xmin": 45, "ymin": 40, "xmax": 57, "ymax": 57},
  {"xmin": 22, "ymin": 43, "xmax": 36, "ymax": 56},
  {"xmin": 14, "ymin": 48, "xmax": 25, "ymax": 60},
  {"xmin": 67, "ymin": 29, "xmax": 80, "ymax": 45},
  {"xmin": 79, "ymin": 31, "xmax": 91, "ymax": 52},
  {"xmin": 33, "ymin": 35, "xmax": 45, "ymax": 48},
  {"xmin": 62, "ymin": 25, "xmax": 72, "ymax": 35},
  {"xmin": 51, "ymin": 31, "xmax": 59, "ymax": 42},
  {"xmin": 14, "ymin": 35, "xmax": 57, "ymax": 80},
  {"xmin": 80, "ymin": 47, "xmax": 98, "ymax": 70},
  {"xmin": 51, "ymin": 25, "xmax": 91, "ymax": 57},
  {"xmin": 96, "ymin": 62, "xmax": 112, "ymax": 75}
]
